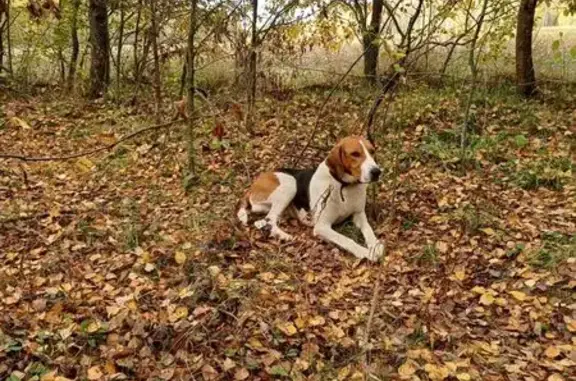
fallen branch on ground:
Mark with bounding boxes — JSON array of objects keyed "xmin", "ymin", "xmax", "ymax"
[{"xmin": 0, "ymin": 119, "xmax": 186, "ymax": 162}]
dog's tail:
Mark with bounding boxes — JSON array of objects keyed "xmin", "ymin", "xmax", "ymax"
[{"xmin": 236, "ymin": 191, "xmax": 251, "ymax": 225}]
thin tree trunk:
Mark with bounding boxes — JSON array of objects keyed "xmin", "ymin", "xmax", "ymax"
[
  {"xmin": 149, "ymin": 0, "xmax": 161, "ymax": 122},
  {"xmin": 89, "ymin": 0, "xmax": 110, "ymax": 98},
  {"xmin": 116, "ymin": 0, "xmax": 125, "ymax": 98},
  {"xmin": 67, "ymin": 0, "xmax": 80, "ymax": 89},
  {"xmin": 245, "ymin": 0, "xmax": 258, "ymax": 134},
  {"xmin": 461, "ymin": 0, "xmax": 489, "ymax": 157},
  {"xmin": 516, "ymin": 0, "xmax": 538, "ymax": 97},
  {"xmin": 6, "ymin": 0, "xmax": 12, "ymax": 74},
  {"xmin": 133, "ymin": 0, "xmax": 142, "ymax": 81},
  {"xmin": 186, "ymin": 0, "xmax": 198, "ymax": 178},
  {"xmin": 0, "ymin": 0, "xmax": 5, "ymax": 74},
  {"xmin": 363, "ymin": 0, "xmax": 384, "ymax": 83}
]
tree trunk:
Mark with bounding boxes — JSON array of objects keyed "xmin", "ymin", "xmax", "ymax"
[
  {"xmin": 89, "ymin": 0, "xmax": 110, "ymax": 98},
  {"xmin": 67, "ymin": 0, "xmax": 80, "ymax": 90},
  {"xmin": 245, "ymin": 0, "xmax": 258, "ymax": 134},
  {"xmin": 0, "ymin": 0, "xmax": 5, "ymax": 74},
  {"xmin": 186, "ymin": 0, "xmax": 198, "ymax": 178},
  {"xmin": 149, "ymin": 0, "xmax": 161, "ymax": 122},
  {"xmin": 363, "ymin": 0, "xmax": 383, "ymax": 83},
  {"xmin": 133, "ymin": 0, "xmax": 141, "ymax": 81},
  {"xmin": 516, "ymin": 0, "xmax": 538, "ymax": 97},
  {"xmin": 116, "ymin": 0, "xmax": 125, "ymax": 98}
]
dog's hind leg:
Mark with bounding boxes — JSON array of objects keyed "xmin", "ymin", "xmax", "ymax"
[{"xmin": 254, "ymin": 173, "xmax": 297, "ymax": 241}]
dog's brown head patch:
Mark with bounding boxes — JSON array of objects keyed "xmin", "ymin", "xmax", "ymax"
[{"xmin": 326, "ymin": 136, "xmax": 375, "ymax": 183}]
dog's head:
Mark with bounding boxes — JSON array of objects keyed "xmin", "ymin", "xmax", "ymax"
[{"xmin": 326, "ymin": 136, "xmax": 381, "ymax": 184}]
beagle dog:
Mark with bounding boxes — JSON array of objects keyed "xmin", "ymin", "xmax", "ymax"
[{"xmin": 237, "ymin": 136, "xmax": 384, "ymax": 261}]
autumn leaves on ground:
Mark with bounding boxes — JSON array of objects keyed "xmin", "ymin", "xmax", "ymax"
[{"xmin": 1, "ymin": 83, "xmax": 575, "ymax": 381}]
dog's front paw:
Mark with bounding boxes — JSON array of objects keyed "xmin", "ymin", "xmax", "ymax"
[{"xmin": 366, "ymin": 241, "xmax": 385, "ymax": 262}]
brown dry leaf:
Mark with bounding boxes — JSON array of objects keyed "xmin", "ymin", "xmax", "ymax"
[
  {"xmin": 201, "ymin": 364, "xmax": 218, "ymax": 380},
  {"xmin": 234, "ymin": 368, "xmax": 249, "ymax": 380},
  {"xmin": 222, "ymin": 358, "xmax": 236, "ymax": 371},
  {"xmin": 398, "ymin": 361, "xmax": 417, "ymax": 379},
  {"xmin": 548, "ymin": 374, "xmax": 564, "ymax": 381},
  {"xmin": 436, "ymin": 241, "xmax": 449, "ymax": 254}
]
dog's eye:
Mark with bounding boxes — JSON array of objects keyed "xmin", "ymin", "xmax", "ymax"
[{"xmin": 351, "ymin": 151, "xmax": 361, "ymax": 158}]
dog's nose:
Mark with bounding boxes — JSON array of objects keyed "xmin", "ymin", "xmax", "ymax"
[{"xmin": 370, "ymin": 167, "xmax": 382, "ymax": 181}]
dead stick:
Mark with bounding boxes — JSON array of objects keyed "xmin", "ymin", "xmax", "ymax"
[{"xmin": 0, "ymin": 119, "xmax": 185, "ymax": 162}]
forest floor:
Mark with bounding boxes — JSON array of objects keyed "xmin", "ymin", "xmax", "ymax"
[{"xmin": 0, "ymin": 81, "xmax": 575, "ymax": 381}]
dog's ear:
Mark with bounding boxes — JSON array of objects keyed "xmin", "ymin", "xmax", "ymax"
[{"xmin": 326, "ymin": 143, "xmax": 346, "ymax": 181}]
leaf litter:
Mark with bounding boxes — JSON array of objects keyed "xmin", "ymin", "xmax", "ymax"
[{"xmin": 0, "ymin": 88, "xmax": 575, "ymax": 380}]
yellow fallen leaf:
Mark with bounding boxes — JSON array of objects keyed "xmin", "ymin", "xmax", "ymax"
[
  {"xmin": 480, "ymin": 227, "xmax": 495, "ymax": 236},
  {"xmin": 308, "ymin": 315, "xmax": 326, "ymax": 327},
  {"xmin": 509, "ymin": 290, "xmax": 527, "ymax": 302},
  {"xmin": 544, "ymin": 346, "xmax": 560, "ymax": 358},
  {"xmin": 479, "ymin": 293, "xmax": 495, "ymax": 306},
  {"xmin": 454, "ymin": 269, "xmax": 466, "ymax": 281},
  {"xmin": 426, "ymin": 364, "xmax": 450, "ymax": 380},
  {"xmin": 87, "ymin": 366, "xmax": 103, "ymax": 380},
  {"xmin": 174, "ymin": 251, "xmax": 187, "ymax": 265},
  {"xmin": 424, "ymin": 364, "xmax": 449, "ymax": 380},
  {"xmin": 548, "ymin": 374, "xmax": 564, "ymax": 381},
  {"xmin": 456, "ymin": 373, "xmax": 471, "ymax": 381},
  {"xmin": 398, "ymin": 361, "xmax": 416, "ymax": 379},
  {"xmin": 277, "ymin": 322, "xmax": 298, "ymax": 336},
  {"xmin": 76, "ymin": 157, "xmax": 95, "ymax": 173},
  {"xmin": 8, "ymin": 116, "xmax": 31, "ymax": 129},
  {"xmin": 471, "ymin": 286, "xmax": 486, "ymax": 294}
]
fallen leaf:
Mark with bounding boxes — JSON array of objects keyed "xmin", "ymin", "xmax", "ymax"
[
  {"xmin": 87, "ymin": 366, "xmax": 103, "ymax": 380},
  {"xmin": 509, "ymin": 290, "xmax": 527, "ymax": 302},
  {"xmin": 398, "ymin": 361, "xmax": 416, "ymax": 379},
  {"xmin": 308, "ymin": 315, "xmax": 326, "ymax": 327},
  {"xmin": 174, "ymin": 251, "xmax": 187, "ymax": 265},
  {"xmin": 201, "ymin": 364, "xmax": 218, "ymax": 380},
  {"xmin": 548, "ymin": 374, "xmax": 564, "ymax": 381},
  {"xmin": 223, "ymin": 358, "xmax": 236, "ymax": 371},
  {"xmin": 544, "ymin": 346, "xmax": 560, "ymax": 358},
  {"xmin": 276, "ymin": 322, "xmax": 297, "ymax": 336},
  {"xmin": 456, "ymin": 373, "xmax": 471, "ymax": 381},
  {"xmin": 479, "ymin": 293, "xmax": 495, "ymax": 306},
  {"xmin": 234, "ymin": 368, "xmax": 249, "ymax": 380}
]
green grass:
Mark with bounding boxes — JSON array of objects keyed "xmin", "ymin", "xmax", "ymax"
[{"xmin": 527, "ymin": 231, "xmax": 576, "ymax": 269}]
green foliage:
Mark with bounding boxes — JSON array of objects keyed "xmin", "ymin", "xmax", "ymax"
[{"xmin": 527, "ymin": 231, "xmax": 576, "ymax": 269}]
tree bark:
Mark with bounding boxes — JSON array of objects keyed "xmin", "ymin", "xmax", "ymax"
[
  {"xmin": 245, "ymin": 0, "xmax": 258, "ymax": 134},
  {"xmin": 116, "ymin": 0, "xmax": 125, "ymax": 98},
  {"xmin": 89, "ymin": 0, "xmax": 110, "ymax": 98},
  {"xmin": 0, "ymin": 0, "xmax": 5, "ymax": 74},
  {"xmin": 363, "ymin": 0, "xmax": 383, "ymax": 83},
  {"xmin": 516, "ymin": 0, "xmax": 538, "ymax": 97},
  {"xmin": 186, "ymin": 0, "xmax": 198, "ymax": 178},
  {"xmin": 149, "ymin": 0, "xmax": 161, "ymax": 122},
  {"xmin": 67, "ymin": 0, "xmax": 80, "ymax": 90}
]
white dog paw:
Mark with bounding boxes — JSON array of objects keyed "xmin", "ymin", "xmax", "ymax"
[
  {"xmin": 366, "ymin": 242, "xmax": 385, "ymax": 262},
  {"xmin": 254, "ymin": 219, "xmax": 269, "ymax": 230}
]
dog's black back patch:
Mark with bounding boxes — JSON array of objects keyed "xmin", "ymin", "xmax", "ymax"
[{"xmin": 276, "ymin": 168, "xmax": 315, "ymax": 211}]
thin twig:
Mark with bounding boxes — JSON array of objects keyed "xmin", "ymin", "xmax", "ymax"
[{"xmin": 0, "ymin": 119, "xmax": 186, "ymax": 162}]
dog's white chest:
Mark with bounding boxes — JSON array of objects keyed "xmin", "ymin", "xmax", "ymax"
[{"xmin": 309, "ymin": 163, "xmax": 367, "ymax": 225}]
